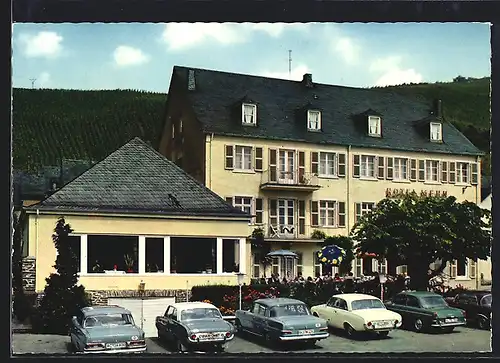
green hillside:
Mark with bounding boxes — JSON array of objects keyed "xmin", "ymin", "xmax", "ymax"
[{"xmin": 12, "ymin": 76, "xmax": 491, "ymax": 175}]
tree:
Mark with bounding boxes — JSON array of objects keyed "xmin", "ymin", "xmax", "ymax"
[
  {"xmin": 318, "ymin": 235, "xmax": 355, "ymax": 275},
  {"xmin": 36, "ymin": 217, "xmax": 89, "ymax": 334},
  {"xmin": 351, "ymin": 194, "xmax": 491, "ymax": 291}
]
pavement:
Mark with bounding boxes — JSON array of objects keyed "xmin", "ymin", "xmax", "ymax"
[{"xmin": 12, "ymin": 326, "xmax": 491, "ymax": 354}]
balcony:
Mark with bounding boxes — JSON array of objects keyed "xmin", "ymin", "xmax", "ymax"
[
  {"xmin": 260, "ymin": 169, "xmax": 321, "ymax": 192},
  {"xmin": 252, "ymin": 223, "xmax": 319, "ymax": 242}
]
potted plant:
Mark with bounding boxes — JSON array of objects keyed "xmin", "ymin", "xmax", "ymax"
[{"xmin": 124, "ymin": 254, "xmax": 134, "ymax": 273}]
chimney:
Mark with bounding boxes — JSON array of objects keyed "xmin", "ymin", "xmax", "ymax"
[
  {"xmin": 188, "ymin": 69, "xmax": 196, "ymax": 91},
  {"xmin": 433, "ymin": 99, "xmax": 442, "ymax": 118},
  {"xmin": 302, "ymin": 73, "xmax": 313, "ymax": 88}
]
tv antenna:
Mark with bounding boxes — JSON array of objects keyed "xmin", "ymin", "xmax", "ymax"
[
  {"xmin": 288, "ymin": 50, "xmax": 292, "ymax": 78},
  {"xmin": 29, "ymin": 78, "xmax": 37, "ymax": 89}
]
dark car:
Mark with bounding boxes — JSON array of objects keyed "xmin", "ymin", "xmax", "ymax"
[
  {"xmin": 447, "ymin": 290, "xmax": 491, "ymax": 329},
  {"xmin": 155, "ymin": 302, "xmax": 235, "ymax": 352},
  {"xmin": 235, "ymin": 298, "xmax": 329, "ymax": 347},
  {"xmin": 385, "ymin": 291, "xmax": 466, "ymax": 333}
]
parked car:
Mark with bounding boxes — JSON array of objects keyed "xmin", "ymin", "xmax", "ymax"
[
  {"xmin": 155, "ymin": 301, "xmax": 235, "ymax": 352},
  {"xmin": 385, "ymin": 291, "xmax": 466, "ymax": 333},
  {"xmin": 310, "ymin": 293, "xmax": 402, "ymax": 339},
  {"xmin": 70, "ymin": 305, "xmax": 147, "ymax": 354},
  {"xmin": 447, "ymin": 290, "xmax": 491, "ymax": 329},
  {"xmin": 235, "ymin": 298, "xmax": 329, "ymax": 347}
]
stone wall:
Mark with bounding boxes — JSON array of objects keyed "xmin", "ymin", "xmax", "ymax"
[
  {"xmin": 21, "ymin": 257, "xmax": 36, "ymax": 292},
  {"xmin": 87, "ymin": 289, "xmax": 191, "ymax": 306}
]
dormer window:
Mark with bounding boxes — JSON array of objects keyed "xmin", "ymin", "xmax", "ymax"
[
  {"xmin": 430, "ymin": 122, "xmax": 442, "ymax": 142},
  {"xmin": 242, "ymin": 103, "xmax": 257, "ymax": 125},
  {"xmin": 368, "ymin": 116, "xmax": 381, "ymax": 137},
  {"xmin": 307, "ymin": 110, "xmax": 321, "ymax": 131}
]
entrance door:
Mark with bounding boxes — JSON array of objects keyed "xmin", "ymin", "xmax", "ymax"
[
  {"xmin": 278, "ymin": 150, "xmax": 296, "ymax": 184},
  {"xmin": 278, "ymin": 199, "xmax": 295, "ymax": 238}
]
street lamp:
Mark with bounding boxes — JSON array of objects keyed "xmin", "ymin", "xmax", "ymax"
[
  {"xmin": 236, "ymin": 272, "xmax": 246, "ymax": 311},
  {"xmin": 379, "ymin": 273, "xmax": 387, "ymax": 302}
]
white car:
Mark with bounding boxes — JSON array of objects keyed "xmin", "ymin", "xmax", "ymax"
[{"xmin": 310, "ymin": 293, "xmax": 402, "ymax": 338}]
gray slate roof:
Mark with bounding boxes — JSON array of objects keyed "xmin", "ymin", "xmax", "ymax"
[
  {"xmin": 26, "ymin": 137, "xmax": 250, "ymax": 218},
  {"xmin": 172, "ymin": 66, "xmax": 482, "ymax": 156}
]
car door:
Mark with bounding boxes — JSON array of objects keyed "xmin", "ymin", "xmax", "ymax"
[
  {"xmin": 167, "ymin": 308, "xmax": 181, "ymax": 340},
  {"xmin": 405, "ymin": 295, "xmax": 428, "ymax": 322},
  {"xmin": 159, "ymin": 306, "xmax": 174, "ymax": 340},
  {"xmin": 333, "ymin": 298, "xmax": 350, "ymax": 329},
  {"xmin": 464, "ymin": 295, "xmax": 480, "ymax": 321},
  {"xmin": 323, "ymin": 297, "xmax": 339, "ymax": 327},
  {"xmin": 71, "ymin": 311, "xmax": 86, "ymax": 351},
  {"xmin": 240, "ymin": 303, "xmax": 258, "ymax": 331},
  {"xmin": 253, "ymin": 304, "xmax": 268, "ymax": 335},
  {"xmin": 388, "ymin": 293, "xmax": 408, "ymax": 318}
]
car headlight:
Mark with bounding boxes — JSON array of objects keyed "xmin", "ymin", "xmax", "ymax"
[{"xmin": 131, "ymin": 335, "xmax": 139, "ymax": 341}]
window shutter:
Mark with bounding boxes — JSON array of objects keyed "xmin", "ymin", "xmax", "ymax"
[
  {"xmin": 441, "ymin": 161, "xmax": 448, "ymax": 183},
  {"xmin": 298, "ymin": 200, "xmax": 306, "ymax": 235},
  {"xmin": 450, "ymin": 260, "xmax": 457, "ymax": 278},
  {"xmin": 224, "ymin": 145, "xmax": 234, "ymax": 170},
  {"xmin": 225, "ymin": 197, "xmax": 233, "ymax": 205},
  {"xmin": 269, "ymin": 199, "xmax": 278, "ymax": 233},
  {"xmin": 449, "ymin": 162, "xmax": 456, "ymax": 184},
  {"xmin": 298, "ymin": 151, "xmax": 305, "ymax": 182},
  {"xmin": 353, "ymin": 155, "xmax": 360, "ymax": 178},
  {"xmin": 254, "ymin": 147, "xmax": 263, "ymax": 172},
  {"xmin": 337, "ymin": 153, "xmax": 346, "ymax": 177},
  {"xmin": 354, "ymin": 203, "xmax": 362, "ymax": 223},
  {"xmin": 311, "ymin": 152, "xmax": 319, "ymax": 174},
  {"xmin": 471, "ymin": 163, "xmax": 479, "ymax": 185},
  {"xmin": 418, "ymin": 160, "xmax": 425, "ymax": 181},
  {"xmin": 337, "ymin": 202, "xmax": 346, "ymax": 227},
  {"xmin": 409, "ymin": 159, "xmax": 417, "ymax": 181},
  {"xmin": 311, "ymin": 201, "xmax": 319, "ymax": 227},
  {"xmin": 377, "ymin": 157, "xmax": 385, "ymax": 179},
  {"xmin": 269, "ymin": 149, "xmax": 277, "ymax": 182},
  {"xmin": 386, "ymin": 157, "xmax": 393, "ymax": 180},
  {"xmin": 255, "ymin": 198, "xmax": 263, "ymax": 224},
  {"xmin": 469, "ymin": 259, "xmax": 477, "ymax": 279}
]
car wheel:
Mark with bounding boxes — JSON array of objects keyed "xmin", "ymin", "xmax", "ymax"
[
  {"xmin": 176, "ymin": 338, "xmax": 189, "ymax": 353},
  {"xmin": 478, "ymin": 316, "xmax": 490, "ymax": 330},
  {"xmin": 304, "ymin": 340, "xmax": 317, "ymax": 348},
  {"xmin": 413, "ymin": 318, "xmax": 424, "ymax": 333},
  {"xmin": 442, "ymin": 327, "xmax": 454, "ymax": 333},
  {"xmin": 235, "ymin": 319, "xmax": 243, "ymax": 333},
  {"xmin": 378, "ymin": 331, "xmax": 389, "ymax": 338},
  {"xmin": 344, "ymin": 323, "xmax": 356, "ymax": 338},
  {"xmin": 215, "ymin": 343, "xmax": 225, "ymax": 352}
]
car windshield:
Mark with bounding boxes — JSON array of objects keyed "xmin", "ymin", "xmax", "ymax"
[
  {"xmin": 481, "ymin": 294, "xmax": 492, "ymax": 307},
  {"xmin": 351, "ymin": 299, "xmax": 386, "ymax": 311},
  {"xmin": 420, "ymin": 296, "xmax": 448, "ymax": 308},
  {"xmin": 270, "ymin": 304, "xmax": 310, "ymax": 317},
  {"xmin": 84, "ymin": 313, "xmax": 134, "ymax": 328},
  {"xmin": 180, "ymin": 308, "xmax": 222, "ymax": 321}
]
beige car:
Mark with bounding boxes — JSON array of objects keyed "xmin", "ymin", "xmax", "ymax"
[{"xmin": 310, "ymin": 293, "xmax": 402, "ymax": 338}]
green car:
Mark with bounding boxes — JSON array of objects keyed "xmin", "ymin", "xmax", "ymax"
[{"xmin": 385, "ymin": 291, "xmax": 466, "ymax": 333}]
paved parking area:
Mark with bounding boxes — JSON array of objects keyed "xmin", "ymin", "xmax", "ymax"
[{"xmin": 12, "ymin": 327, "xmax": 491, "ymax": 354}]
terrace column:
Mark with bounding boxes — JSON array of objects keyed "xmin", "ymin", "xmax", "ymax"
[
  {"xmin": 216, "ymin": 238, "xmax": 223, "ymax": 274},
  {"xmin": 164, "ymin": 236, "xmax": 171, "ymax": 274},
  {"xmin": 239, "ymin": 237, "xmax": 246, "ymax": 275},
  {"xmin": 80, "ymin": 234, "xmax": 88, "ymax": 274},
  {"xmin": 138, "ymin": 236, "xmax": 146, "ymax": 274}
]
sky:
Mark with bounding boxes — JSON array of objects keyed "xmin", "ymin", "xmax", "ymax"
[{"xmin": 12, "ymin": 22, "xmax": 491, "ymax": 93}]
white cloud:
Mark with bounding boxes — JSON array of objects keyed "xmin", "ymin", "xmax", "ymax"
[
  {"xmin": 18, "ymin": 31, "xmax": 63, "ymax": 59},
  {"xmin": 333, "ymin": 37, "xmax": 360, "ymax": 64},
  {"xmin": 38, "ymin": 72, "xmax": 51, "ymax": 87},
  {"xmin": 260, "ymin": 64, "xmax": 311, "ymax": 81},
  {"xmin": 369, "ymin": 55, "xmax": 423, "ymax": 86},
  {"xmin": 113, "ymin": 45, "xmax": 150, "ymax": 67},
  {"xmin": 160, "ymin": 22, "xmax": 310, "ymax": 51}
]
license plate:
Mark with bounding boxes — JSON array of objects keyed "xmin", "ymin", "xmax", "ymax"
[
  {"xmin": 105, "ymin": 342, "xmax": 126, "ymax": 349},
  {"xmin": 199, "ymin": 333, "xmax": 221, "ymax": 341},
  {"xmin": 376, "ymin": 321, "xmax": 391, "ymax": 328},
  {"xmin": 298, "ymin": 329, "xmax": 314, "ymax": 335},
  {"xmin": 445, "ymin": 318, "xmax": 458, "ymax": 323}
]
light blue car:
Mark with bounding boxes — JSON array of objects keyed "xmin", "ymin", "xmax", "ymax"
[{"xmin": 70, "ymin": 305, "xmax": 147, "ymax": 354}]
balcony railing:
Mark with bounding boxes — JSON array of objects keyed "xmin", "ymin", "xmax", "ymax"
[
  {"xmin": 254, "ymin": 223, "xmax": 307, "ymax": 240},
  {"xmin": 260, "ymin": 169, "xmax": 321, "ymax": 191}
]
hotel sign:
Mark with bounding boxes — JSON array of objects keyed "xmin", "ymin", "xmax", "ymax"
[{"xmin": 385, "ymin": 188, "xmax": 448, "ymax": 198}]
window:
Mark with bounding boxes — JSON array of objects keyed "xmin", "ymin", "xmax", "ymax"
[
  {"xmin": 272, "ymin": 257, "xmax": 279, "ymax": 276},
  {"xmin": 451, "ymin": 258, "xmax": 468, "ymax": 278},
  {"xmin": 469, "ymin": 259, "xmax": 477, "ymax": 279},
  {"xmin": 393, "ymin": 158, "xmax": 408, "ymax": 180},
  {"xmin": 319, "ymin": 152, "xmax": 336, "ymax": 176},
  {"xmin": 456, "ymin": 162, "xmax": 469, "ymax": 184},
  {"xmin": 307, "ymin": 110, "xmax": 321, "ymax": 131},
  {"xmin": 327, "ymin": 297, "xmax": 338, "ymax": 307},
  {"xmin": 368, "ymin": 116, "xmax": 381, "ymax": 136},
  {"xmin": 234, "ymin": 196, "xmax": 252, "ymax": 214},
  {"xmin": 87, "ymin": 235, "xmax": 138, "ymax": 273},
  {"xmin": 296, "ymin": 252, "xmax": 303, "ymax": 276},
  {"xmin": 355, "ymin": 257, "xmax": 363, "ymax": 277},
  {"xmin": 360, "ymin": 155, "xmax": 376, "ymax": 178},
  {"xmin": 222, "ymin": 239, "xmax": 239, "ymax": 273},
  {"xmin": 68, "ymin": 236, "xmax": 81, "ymax": 272},
  {"xmin": 255, "ymin": 198, "xmax": 263, "ymax": 224},
  {"xmin": 425, "ymin": 160, "xmax": 439, "ymax": 182},
  {"xmin": 374, "ymin": 259, "xmax": 387, "ymax": 275},
  {"xmin": 146, "ymin": 237, "xmax": 164, "ymax": 272},
  {"xmin": 406, "ymin": 296, "xmax": 421, "ymax": 308},
  {"xmin": 234, "ymin": 146, "xmax": 252, "ymax": 170},
  {"xmin": 430, "ymin": 122, "xmax": 442, "ymax": 141},
  {"xmin": 334, "ymin": 299, "xmax": 348, "ymax": 310},
  {"xmin": 354, "ymin": 202, "xmax": 375, "ymax": 223},
  {"xmin": 252, "ymin": 253, "xmax": 261, "ymax": 278},
  {"xmin": 242, "ymin": 103, "xmax": 257, "ymax": 125},
  {"xmin": 170, "ymin": 237, "xmax": 217, "ymax": 274},
  {"xmin": 319, "ymin": 200, "xmax": 336, "ymax": 227},
  {"xmin": 314, "ymin": 252, "xmax": 322, "ymax": 277},
  {"xmin": 393, "ymin": 294, "xmax": 407, "ymax": 306},
  {"xmin": 396, "ymin": 265, "xmax": 408, "ymax": 275}
]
